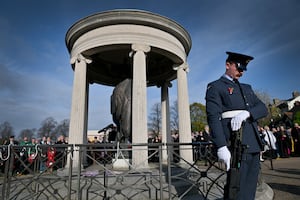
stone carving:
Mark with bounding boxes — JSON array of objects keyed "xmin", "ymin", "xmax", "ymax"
[{"xmin": 111, "ymin": 78, "xmax": 132, "ymax": 142}]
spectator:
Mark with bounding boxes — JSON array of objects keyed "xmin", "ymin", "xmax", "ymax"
[
  {"xmin": 172, "ymin": 132, "xmax": 180, "ymax": 162},
  {"xmin": 39, "ymin": 136, "xmax": 48, "ymax": 172},
  {"xmin": 19, "ymin": 136, "xmax": 33, "ymax": 174},
  {"xmin": 3, "ymin": 135, "xmax": 19, "ymax": 174},
  {"xmin": 199, "ymin": 125, "xmax": 212, "ymax": 143},
  {"xmin": 46, "ymin": 146, "xmax": 56, "ymax": 172},
  {"xmin": 262, "ymin": 126, "xmax": 277, "ymax": 160},
  {"xmin": 40, "ymin": 136, "xmax": 47, "ymax": 145},
  {"xmin": 108, "ymin": 125, "xmax": 118, "ymax": 143},
  {"xmin": 46, "ymin": 137, "xmax": 52, "ymax": 145},
  {"xmin": 4, "ymin": 135, "xmax": 19, "ymax": 145},
  {"xmin": 55, "ymin": 135, "xmax": 67, "ymax": 169},
  {"xmin": 291, "ymin": 123, "xmax": 300, "ymax": 156},
  {"xmin": 278, "ymin": 126, "xmax": 291, "ymax": 158},
  {"xmin": 263, "ymin": 126, "xmax": 277, "ymax": 151},
  {"xmin": 258, "ymin": 126, "xmax": 266, "ymax": 161}
]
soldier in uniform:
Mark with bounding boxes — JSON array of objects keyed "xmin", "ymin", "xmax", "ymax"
[{"xmin": 205, "ymin": 51, "xmax": 268, "ymax": 200}]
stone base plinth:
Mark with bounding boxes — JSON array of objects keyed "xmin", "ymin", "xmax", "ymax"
[{"xmin": 113, "ymin": 158, "xmax": 130, "ymax": 170}]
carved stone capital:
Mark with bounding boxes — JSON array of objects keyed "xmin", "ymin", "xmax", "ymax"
[
  {"xmin": 70, "ymin": 54, "xmax": 92, "ymax": 65},
  {"xmin": 131, "ymin": 44, "xmax": 151, "ymax": 53},
  {"xmin": 173, "ymin": 63, "xmax": 189, "ymax": 73}
]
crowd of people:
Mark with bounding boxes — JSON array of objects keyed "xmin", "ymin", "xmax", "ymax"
[
  {"xmin": 145, "ymin": 121, "xmax": 300, "ymax": 164},
  {"xmin": 190, "ymin": 123, "xmax": 300, "ymax": 163},
  {"xmin": 1, "ymin": 121, "xmax": 299, "ymax": 175},
  {"xmin": 0, "ymin": 135, "xmax": 68, "ymax": 175},
  {"xmin": 259, "ymin": 123, "xmax": 300, "ymax": 161}
]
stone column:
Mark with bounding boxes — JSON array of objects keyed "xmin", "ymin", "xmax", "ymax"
[
  {"xmin": 131, "ymin": 44, "xmax": 150, "ymax": 168},
  {"xmin": 175, "ymin": 63, "xmax": 193, "ymax": 163},
  {"xmin": 68, "ymin": 54, "xmax": 92, "ymax": 169},
  {"xmin": 161, "ymin": 82, "xmax": 172, "ymax": 163}
]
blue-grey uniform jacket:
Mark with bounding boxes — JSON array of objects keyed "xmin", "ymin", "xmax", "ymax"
[{"xmin": 205, "ymin": 76, "xmax": 268, "ymax": 153}]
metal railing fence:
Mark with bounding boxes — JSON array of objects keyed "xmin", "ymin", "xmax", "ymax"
[{"xmin": 0, "ymin": 142, "xmax": 226, "ymax": 200}]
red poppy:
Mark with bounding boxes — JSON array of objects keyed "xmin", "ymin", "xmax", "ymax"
[{"xmin": 228, "ymin": 87, "xmax": 234, "ymax": 95}]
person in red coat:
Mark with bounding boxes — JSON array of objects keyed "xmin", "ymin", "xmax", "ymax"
[{"xmin": 46, "ymin": 147, "xmax": 56, "ymax": 172}]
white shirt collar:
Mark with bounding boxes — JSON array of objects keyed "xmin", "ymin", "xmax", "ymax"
[{"xmin": 223, "ymin": 74, "xmax": 233, "ymax": 82}]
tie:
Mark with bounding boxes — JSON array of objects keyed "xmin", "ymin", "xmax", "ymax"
[{"xmin": 234, "ymin": 79, "xmax": 249, "ymax": 108}]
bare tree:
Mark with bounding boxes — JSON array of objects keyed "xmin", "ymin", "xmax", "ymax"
[
  {"xmin": 0, "ymin": 121, "xmax": 14, "ymax": 139},
  {"xmin": 254, "ymin": 90, "xmax": 280, "ymax": 126},
  {"xmin": 19, "ymin": 128, "xmax": 36, "ymax": 140},
  {"xmin": 254, "ymin": 89, "xmax": 272, "ymax": 106},
  {"xmin": 37, "ymin": 117, "xmax": 57, "ymax": 139},
  {"xmin": 54, "ymin": 119, "xmax": 70, "ymax": 137},
  {"xmin": 148, "ymin": 103, "xmax": 161, "ymax": 135}
]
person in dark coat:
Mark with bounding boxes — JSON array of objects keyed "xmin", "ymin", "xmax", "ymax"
[
  {"xmin": 4, "ymin": 135, "xmax": 19, "ymax": 145},
  {"xmin": 291, "ymin": 123, "xmax": 300, "ymax": 156},
  {"xmin": 2, "ymin": 135, "xmax": 20, "ymax": 174},
  {"xmin": 205, "ymin": 51, "xmax": 268, "ymax": 200}
]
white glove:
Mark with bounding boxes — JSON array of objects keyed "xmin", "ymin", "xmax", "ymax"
[
  {"xmin": 231, "ymin": 111, "xmax": 250, "ymax": 131},
  {"xmin": 217, "ymin": 146, "xmax": 231, "ymax": 171}
]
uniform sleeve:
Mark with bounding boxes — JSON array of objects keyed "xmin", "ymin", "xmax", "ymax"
[
  {"xmin": 244, "ymin": 85, "xmax": 268, "ymax": 121},
  {"xmin": 205, "ymin": 83, "xmax": 228, "ymax": 148}
]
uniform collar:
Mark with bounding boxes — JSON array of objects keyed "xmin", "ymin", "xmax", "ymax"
[
  {"xmin": 221, "ymin": 75, "xmax": 235, "ymax": 85},
  {"xmin": 222, "ymin": 74, "xmax": 234, "ymax": 82}
]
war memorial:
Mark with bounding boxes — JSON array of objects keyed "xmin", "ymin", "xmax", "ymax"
[{"xmin": 0, "ymin": 10, "xmax": 273, "ymax": 200}]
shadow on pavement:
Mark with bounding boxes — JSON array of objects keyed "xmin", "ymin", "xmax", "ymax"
[
  {"xmin": 274, "ymin": 168, "xmax": 300, "ymax": 176},
  {"xmin": 267, "ymin": 183, "xmax": 300, "ymax": 196}
]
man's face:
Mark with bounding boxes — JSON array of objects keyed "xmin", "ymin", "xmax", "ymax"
[{"xmin": 225, "ymin": 62, "xmax": 244, "ymax": 80}]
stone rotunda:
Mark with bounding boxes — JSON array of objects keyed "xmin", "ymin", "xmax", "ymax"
[{"xmin": 65, "ymin": 9, "xmax": 193, "ymax": 168}]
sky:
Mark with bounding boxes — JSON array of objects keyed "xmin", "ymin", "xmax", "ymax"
[{"xmin": 1, "ymin": 0, "xmax": 300, "ymax": 135}]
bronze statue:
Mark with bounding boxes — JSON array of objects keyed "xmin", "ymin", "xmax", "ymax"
[{"xmin": 111, "ymin": 78, "xmax": 132, "ymax": 142}]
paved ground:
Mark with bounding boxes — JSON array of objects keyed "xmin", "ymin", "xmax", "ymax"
[{"xmin": 260, "ymin": 156, "xmax": 300, "ymax": 200}]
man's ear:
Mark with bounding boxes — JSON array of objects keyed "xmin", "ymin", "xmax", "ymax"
[{"xmin": 225, "ymin": 62, "xmax": 230, "ymax": 70}]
